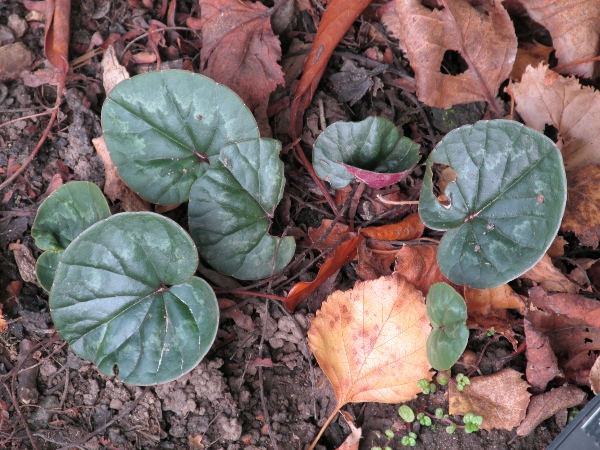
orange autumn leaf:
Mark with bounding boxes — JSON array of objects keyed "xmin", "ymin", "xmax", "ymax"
[
  {"xmin": 308, "ymin": 219, "xmax": 350, "ymax": 252},
  {"xmin": 359, "ymin": 213, "xmax": 424, "ymax": 241},
  {"xmin": 464, "ymin": 284, "xmax": 525, "ymax": 316},
  {"xmin": 394, "ymin": 245, "xmax": 462, "ymax": 295},
  {"xmin": 509, "ymin": 41, "xmax": 553, "ymax": 81},
  {"xmin": 449, "ymin": 368, "xmax": 530, "ymax": 431},
  {"xmin": 43, "ymin": 0, "xmax": 71, "ymax": 72},
  {"xmin": 308, "ymin": 273, "xmax": 432, "ymax": 449},
  {"xmin": 290, "ymin": 0, "xmax": 374, "ymax": 137},
  {"xmin": 285, "ymin": 234, "xmax": 364, "ymax": 311},
  {"xmin": 562, "ymin": 165, "xmax": 600, "ymax": 248}
]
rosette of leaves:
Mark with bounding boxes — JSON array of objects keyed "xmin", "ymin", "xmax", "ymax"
[
  {"xmin": 312, "ymin": 117, "xmax": 420, "ymax": 189},
  {"xmin": 101, "ymin": 70, "xmax": 295, "ymax": 280},
  {"xmin": 419, "ymin": 120, "xmax": 567, "ymax": 289},
  {"xmin": 50, "ymin": 212, "xmax": 218, "ymax": 385},
  {"xmin": 426, "ymin": 282, "xmax": 469, "ymax": 371},
  {"xmin": 31, "ymin": 182, "xmax": 111, "ymax": 291}
]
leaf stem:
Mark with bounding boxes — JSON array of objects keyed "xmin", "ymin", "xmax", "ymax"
[
  {"xmin": 293, "ymin": 143, "xmax": 339, "ymax": 214},
  {"xmin": 308, "ymin": 405, "xmax": 341, "ymax": 450},
  {"xmin": 220, "ymin": 289, "xmax": 287, "ymax": 302}
]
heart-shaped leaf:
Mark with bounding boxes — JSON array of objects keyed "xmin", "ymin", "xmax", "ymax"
[
  {"xmin": 36, "ymin": 250, "xmax": 62, "ymax": 292},
  {"xmin": 32, "ymin": 181, "xmax": 111, "ymax": 251},
  {"xmin": 419, "ymin": 120, "xmax": 567, "ymax": 289},
  {"xmin": 189, "ymin": 138, "xmax": 295, "ymax": 280},
  {"xmin": 313, "ymin": 117, "xmax": 420, "ymax": 189},
  {"xmin": 102, "ymin": 70, "xmax": 259, "ymax": 205},
  {"xmin": 426, "ymin": 282, "xmax": 469, "ymax": 371},
  {"xmin": 50, "ymin": 213, "xmax": 218, "ymax": 385},
  {"xmin": 32, "ymin": 182, "xmax": 111, "ymax": 291}
]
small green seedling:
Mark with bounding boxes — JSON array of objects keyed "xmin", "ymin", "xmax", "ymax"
[
  {"xmin": 456, "ymin": 373, "xmax": 471, "ymax": 391},
  {"xmin": 417, "ymin": 412, "xmax": 432, "ymax": 426},
  {"xmin": 398, "ymin": 405, "xmax": 415, "ymax": 423},
  {"xmin": 463, "ymin": 412, "xmax": 483, "ymax": 433},
  {"xmin": 401, "ymin": 432, "xmax": 417, "ymax": 447},
  {"xmin": 417, "ymin": 378, "xmax": 436, "ymax": 394},
  {"xmin": 313, "ymin": 116, "xmax": 420, "ymax": 189},
  {"xmin": 426, "ymin": 282, "xmax": 469, "ymax": 371}
]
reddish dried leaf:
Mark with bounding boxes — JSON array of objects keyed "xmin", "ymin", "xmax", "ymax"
[
  {"xmin": 524, "ymin": 316, "xmax": 562, "ymax": 391},
  {"xmin": 285, "ymin": 234, "xmax": 364, "ymax": 311},
  {"xmin": 308, "ymin": 220, "xmax": 350, "ymax": 252},
  {"xmin": 529, "ymin": 286, "xmax": 600, "ymax": 328},
  {"xmin": 344, "ymin": 164, "xmax": 414, "ymax": 189},
  {"xmin": 516, "ymin": 385, "xmax": 586, "ymax": 436},
  {"xmin": 356, "ymin": 240, "xmax": 396, "ymax": 281},
  {"xmin": 382, "ymin": 0, "xmax": 517, "ymax": 109},
  {"xmin": 510, "ymin": 64, "xmax": 600, "ymax": 173},
  {"xmin": 44, "ymin": 0, "xmax": 70, "ymax": 72},
  {"xmin": 449, "ymin": 368, "xmax": 530, "ymax": 431},
  {"xmin": 360, "ymin": 213, "xmax": 424, "ymax": 241},
  {"xmin": 394, "ymin": 245, "xmax": 461, "ymax": 295},
  {"xmin": 562, "ymin": 165, "xmax": 600, "ymax": 248},
  {"xmin": 520, "ymin": 0, "xmax": 600, "ymax": 78},
  {"xmin": 200, "ymin": 0, "xmax": 284, "ymax": 135},
  {"xmin": 289, "ymin": 0, "xmax": 374, "ymax": 137},
  {"xmin": 521, "ymin": 254, "xmax": 580, "ymax": 294}
]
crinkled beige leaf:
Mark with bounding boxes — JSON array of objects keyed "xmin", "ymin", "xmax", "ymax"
[
  {"xmin": 562, "ymin": 165, "xmax": 600, "ymax": 248},
  {"xmin": 521, "ymin": 254, "xmax": 580, "ymax": 294},
  {"xmin": 382, "ymin": 0, "xmax": 516, "ymax": 108},
  {"xmin": 309, "ymin": 273, "xmax": 432, "ymax": 407},
  {"xmin": 590, "ymin": 356, "xmax": 600, "ymax": 394},
  {"xmin": 337, "ymin": 411, "xmax": 361, "ymax": 450},
  {"xmin": 520, "ymin": 0, "xmax": 600, "ymax": 78},
  {"xmin": 510, "ymin": 64, "xmax": 600, "ymax": 173},
  {"xmin": 516, "ymin": 385, "xmax": 586, "ymax": 436},
  {"xmin": 449, "ymin": 368, "xmax": 530, "ymax": 430}
]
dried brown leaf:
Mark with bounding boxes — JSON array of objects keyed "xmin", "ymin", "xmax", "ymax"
[
  {"xmin": 449, "ymin": 368, "xmax": 530, "ymax": 431},
  {"xmin": 308, "ymin": 220, "xmax": 350, "ymax": 252},
  {"xmin": 9, "ymin": 242, "xmax": 39, "ymax": 286},
  {"xmin": 520, "ymin": 0, "xmax": 600, "ymax": 78},
  {"xmin": 200, "ymin": 0, "xmax": 284, "ymax": 135},
  {"xmin": 521, "ymin": 254, "xmax": 580, "ymax": 294},
  {"xmin": 337, "ymin": 411, "xmax": 361, "ymax": 450},
  {"xmin": 356, "ymin": 240, "xmax": 396, "ymax": 281},
  {"xmin": 382, "ymin": 0, "xmax": 516, "ymax": 108},
  {"xmin": 394, "ymin": 245, "xmax": 461, "ymax": 295},
  {"xmin": 308, "ymin": 273, "xmax": 432, "ymax": 447},
  {"xmin": 562, "ymin": 165, "xmax": 600, "ymax": 248},
  {"xmin": 590, "ymin": 356, "xmax": 600, "ymax": 394},
  {"xmin": 509, "ymin": 41, "xmax": 553, "ymax": 81},
  {"xmin": 516, "ymin": 385, "xmax": 586, "ymax": 436},
  {"xmin": 524, "ymin": 316, "xmax": 562, "ymax": 391},
  {"xmin": 529, "ymin": 286, "xmax": 600, "ymax": 328},
  {"xmin": 464, "ymin": 284, "xmax": 525, "ymax": 316},
  {"xmin": 510, "ymin": 64, "xmax": 600, "ymax": 173}
]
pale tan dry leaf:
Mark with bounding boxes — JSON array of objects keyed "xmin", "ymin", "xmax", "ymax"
[
  {"xmin": 9, "ymin": 242, "xmax": 39, "ymax": 286},
  {"xmin": 509, "ymin": 41, "xmax": 553, "ymax": 81},
  {"xmin": 337, "ymin": 411, "xmax": 361, "ymax": 450},
  {"xmin": 308, "ymin": 273, "xmax": 432, "ymax": 406},
  {"xmin": 92, "ymin": 137, "xmax": 151, "ymax": 212},
  {"xmin": 521, "ymin": 254, "xmax": 580, "ymax": 294},
  {"xmin": 520, "ymin": 0, "xmax": 600, "ymax": 78},
  {"xmin": 101, "ymin": 45, "xmax": 129, "ymax": 96},
  {"xmin": 510, "ymin": 64, "xmax": 600, "ymax": 173},
  {"xmin": 590, "ymin": 356, "xmax": 600, "ymax": 394},
  {"xmin": 382, "ymin": 0, "xmax": 517, "ymax": 108},
  {"xmin": 561, "ymin": 165, "xmax": 600, "ymax": 248},
  {"xmin": 516, "ymin": 385, "xmax": 586, "ymax": 436},
  {"xmin": 449, "ymin": 368, "xmax": 530, "ymax": 430}
]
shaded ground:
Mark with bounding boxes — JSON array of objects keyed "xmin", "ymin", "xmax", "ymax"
[{"xmin": 0, "ymin": 0, "xmax": 572, "ymax": 449}]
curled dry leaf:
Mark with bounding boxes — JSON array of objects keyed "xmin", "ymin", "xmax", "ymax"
[
  {"xmin": 394, "ymin": 245, "xmax": 461, "ymax": 295},
  {"xmin": 520, "ymin": 0, "xmax": 600, "ymax": 78},
  {"xmin": 510, "ymin": 64, "xmax": 600, "ymax": 173},
  {"xmin": 382, "ymin": 0, "xmax": 516, "ymax": 109},
  {"xmin": 521, "ymin": 254, "xmax": 580, "ymax": 294},
  {"xmin": 524, "ymin": 316, "xmax": 563, "ymax": 391},
  {"xmin": 562, "ymin": 165, "xmax": 600, "ymax": 248},
  {"xmin": 200, "ymin": 0, "xmax": 284, "ymax": 135},
  {"xmin": 359, "ymin": 213, "xmax": 424, "ymax": 241},
  {"xmin": 356, "ymin": 240, "xmax": 396, "ymax": 281},
  {"xmin": 308, "ymin": 273, "xmax": 432, "ymax": 448},
  {"xmin": 43, "ymin": 0, "xmax": 70, "ymax": 72},
  {"xmin": 509, "ymin": 41, "xmax": 553, "ymax": 81},
  {"xmin": 464, "ymin": 284, "xmax": 525, "ymax": 316},
  {"xmin": 449, "ymin": 368, "xmax": 530, "ymax": 431},
  {"xmin": 9, "ymin": 242, "xmax": 39, "ymax": 286},
  {"xmin": 516, "ymin": 385, "xmax": 586, "ymax": 436},
  {"xmin": 285, "ymin": 234, "xmax": 364, "ymax": 312},
  {"xmin": 308, "ymin": 219, "xmax": 350, "ymax": 252}
]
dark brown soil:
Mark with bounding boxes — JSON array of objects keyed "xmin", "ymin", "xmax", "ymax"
[{"xmin": 0, "ymin": 1, "xmax": 569, "ymax": 449}]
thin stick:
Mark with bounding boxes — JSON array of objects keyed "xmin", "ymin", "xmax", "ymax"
[
  {"xmin": 0, "ymin": 108, "xmax": 56, "ymax": 130},
  {"xmin": 293, "ymin": 143, "xmax": 339, "ymax": 214},
  {"xmin": 308, "ymin": 405, "xmax": 341, "ymax": 450}
]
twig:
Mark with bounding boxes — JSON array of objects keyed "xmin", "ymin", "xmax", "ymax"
[
  {"xmin": 293, "ymin": 143, "xmax": 339, "ymax": 214},
  {"xmin": 0, "ymin": 78, "xmax": 64, "ymax": 192},
  {"xmin": 56, "ymin": 386, "xmax": 151, "ymax": 450}
]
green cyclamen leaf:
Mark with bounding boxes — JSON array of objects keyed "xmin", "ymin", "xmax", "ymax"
[
  {"xmin": 36, "ymin": 250, "xmax": 62, "ymax": 292},
  {"xmin": 50, "ymin": 213, "xmax": 219, "ymax": 385},
  {"xmin": 102, "ymin": 70, "xmax": 259, "ymax": 205},
  {"xmin": 32, "ymin": 181, "xmax": 111, "ymax": 252},
  {"xmin": 189, "ymin": 138, "xmax": 295, "ymax": 280},
  {"xmin": 419, "ymin": 120, "xmax": 567, "ymax": 289},
  {"xmin": 313, "ymin": 117, "xmax": 420, "ymax": 189},
  {"xmin": 426, "ymin": 282, "xmax": 469, "ymax": 371}
]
